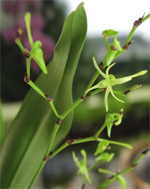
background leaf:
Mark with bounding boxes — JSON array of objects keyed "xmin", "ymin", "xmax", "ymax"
[
  {"xmin": 1, "ymin": 3, "xmax": 87, "ymax": 188},
  {"xmin": 0, "ymin": 99, "xmax": 4, "ymax": 143}
]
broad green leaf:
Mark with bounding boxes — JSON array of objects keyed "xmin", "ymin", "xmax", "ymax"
[
  {"xmin": 94, "ymin": 141, "xmax": 109, "ymax": 155},
  {"xmin": 96, "ymin": 152, "xmax": 114, "ymax": 162},
  {"xmin": 1, "ymin": 3, "xmax": 87, "ymax": 188}
]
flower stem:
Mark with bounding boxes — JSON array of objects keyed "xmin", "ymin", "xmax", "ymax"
[
  {"xmin": 97, "ymin": 149, "xmax": 150, "ymax": 188},
  {"xmin": 27, "ymin": 80, "xmax": 60, "ymax": 118},
  {"xmin": 26, "ymin": 58, "xmax": 31, "ymax": 78}
]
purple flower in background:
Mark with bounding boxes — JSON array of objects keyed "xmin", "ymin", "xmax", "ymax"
[
  {"xmin": 2, "ymin": 0, "xmax": 41, "ymax": 17},
  {"xmin": 2, "ymin": 0, "xmax": 25, "ymax": 16},
  {"xmin": 2, "ymin": 27, "xmax": 17, "ymax": 44}
]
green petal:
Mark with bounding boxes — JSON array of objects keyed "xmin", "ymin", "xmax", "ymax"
[
  {"xmin": 112, "ymin": 77, "xmax": 132, "ymax": 85},
  {"xmin": 102, "ymin": 29, "xmax": 119, "ymax": 38},
  {"xmin": 127, "ymin": 70, "xmax": 147, "ymax": 78},
  {"xmin": 85, "ymin": 83, "xmax": 100, "ymax": 93},
  {"xmin": 106, "ymin": 63, "xmax": 116, "ymax": 76},
  {"xmin": 24, "ymin": 12, "xmax": 33, "ymax": 47},
  {"xmin": 104, "ymin": 88, "xmax": 110, "ymax": 112},
  {"xmin": 109, "ymin": 87, "xmax": 124, "ymax": 103}
]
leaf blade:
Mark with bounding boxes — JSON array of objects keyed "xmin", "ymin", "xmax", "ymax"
[{"xmin": 1, "ymin": 4, "xmax": 87, "ymax": 188}]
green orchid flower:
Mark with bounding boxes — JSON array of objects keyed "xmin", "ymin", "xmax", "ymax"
[{"xmin": 86, "ymin": 57, "xmax": 147, "ymax": 111}]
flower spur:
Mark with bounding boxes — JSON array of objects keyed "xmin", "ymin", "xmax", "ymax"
[{"xmin": 86, "ymin": 57, "xmax": 147, "ymax": 112}]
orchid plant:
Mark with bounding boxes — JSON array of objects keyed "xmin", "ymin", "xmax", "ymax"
[{"xmin": 1, "ymin": 3, "xmax": 150, "ymax": 189}]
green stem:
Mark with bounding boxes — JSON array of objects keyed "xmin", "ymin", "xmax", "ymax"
[
  {"xmin": 29, "ymin": 136, "xmax": 132, "ymax": 188},
  {"xmin": 28, "ymin": 80, "xmax": 46, "ymax": 99},
  {"xmin": 115, "ymin": 13, "xmax": 150, "ymax": 60},
  {"xmin": 88, "ymin": 160, "xmax": 102, "ymax": 171},
  {"xmin": 94, "ymin": 123, "xmax": 107, "ymax": 138},
  {"xmin": 124, "ymin": 26, "xmax": 137, "ymax": 46},
  {"xmin": 25, "ymin": 13, "xmax": 34, "ymax": 46},
  {"xmin": 51, "ymin": 137, "xmax": 95, "ymax": 159},
  {"xmin": 61, "ymin": 88, "xmax": 103, "ymax": 120},
  {"xmin": 15, "ymin": 39, "xmax": 25, "ymax": 52},
  {"xmin": 28, "ymin": 122, "xmax": 60, "ymax": 188},
  {"xmin": 45, "ymin": 122, "xmax": 60, "ymax": 156},
  {"xmin": 142, "ymin": 13, "xmax": 150, "ymax": 23},
  {"xmin": 26, "ymin": 58, "xmax": 31, "ymax": 78},
  {"xmin": 84, "ymin": 71, "xmax": 100, "ymax": 93},
  {"xmin": 51, "ymin": 137, "xmax": 132, "ymax": 159},
  {"xmin": 103, "ymin": 38, "xmax": 109, "ymax": 50},
  {"xmin": 28, "ymin": 160, "xmax": 45, "ymax": 188},
  {"xmin": 49, "ymin": 101, "xmax": 61, "ymax": 118},
  {"xmin": 61, "ymin": 97, "xmax": 83, "ymax": 120}
]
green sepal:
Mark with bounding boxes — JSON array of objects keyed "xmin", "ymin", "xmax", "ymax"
[
  {"xmin": 94, "ymin": 141, "xmax": 109, "ymax": 155},
  {"xmin": 102, "ymin": 29, "xmax": 119, "ymax": 39}
]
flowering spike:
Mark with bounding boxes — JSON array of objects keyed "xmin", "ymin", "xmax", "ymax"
[{"xmin": 24, "ymin": 12, "xmax": 33, "ymax": 47}]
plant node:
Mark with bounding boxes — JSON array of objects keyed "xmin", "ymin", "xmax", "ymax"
[
  {"xmin": 24, "ymin": 72, "xmax": 30, "ymax": 83},
  {"xmin": 45, "ymin": 93, "xmax": 53, "ymax": 102},
  {"xmin": 134, "ymin": 14, "xmax": 145, "ymax": 26},
  {"xmin": 123, "ymin": 40, "xmax": 134, "ymax": 50}
]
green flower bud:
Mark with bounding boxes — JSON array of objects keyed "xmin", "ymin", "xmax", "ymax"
[{"xmin": 31, "ymin": 41, "xmax": 48, "ymax": 74}]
